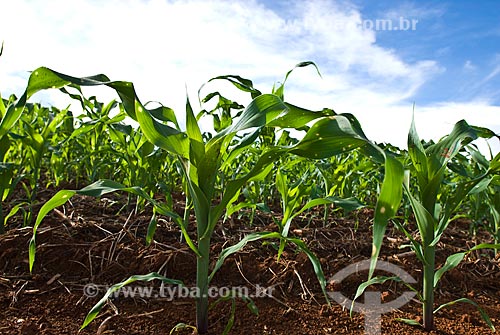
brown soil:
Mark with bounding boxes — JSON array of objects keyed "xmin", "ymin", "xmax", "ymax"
[{"xmin": 1, "ymin": 190, "xmax": 499, "ymax": 335}]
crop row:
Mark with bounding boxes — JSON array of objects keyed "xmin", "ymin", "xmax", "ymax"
[{"xmin": 0, "ymin": 63, "xmax": 499, "ymax": 333}]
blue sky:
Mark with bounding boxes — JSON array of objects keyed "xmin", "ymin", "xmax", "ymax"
[
  {"xmin": 0, "ymin": 0, "xmax": 499, "ymax": 154},
  {"xmin": 357, "ymin": 0, "xmax": 500, "ymax": 106}
]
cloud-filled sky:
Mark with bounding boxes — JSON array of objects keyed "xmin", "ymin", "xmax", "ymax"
[{"xmin": 1, "ymin": 0, "xmax": 499, "ymax": 155}]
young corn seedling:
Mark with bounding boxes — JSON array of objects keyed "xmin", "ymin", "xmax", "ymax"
[
  {"xmin": 274, "ymin": 165, "xmax": 365, "ymax": 240},
  {"xmin": 449, "ymin": 145, "xmax": 500, "ymax": 249},
  {"xmin": 18, "ymin": 103, "xmax": 72, "ymax": 223},
  {"xmin": 363, "ymin": 116, "xmax": 500, "ymax": 331},
  {"xmin": 22, "ymin": 63, "xmax": 403, "ymax": 333},
  {"xmin": 0, "ymin": 90, "xmax": 65, "ymax": 230},
  {"xmin": 0, "ymin": 95, "xmax": 14, "ymax": 232}
]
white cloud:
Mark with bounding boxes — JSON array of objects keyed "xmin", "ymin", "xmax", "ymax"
[
  {"xmin": 0, "ymin": 0, "xmax": 497, "ymax": 155},
  {"xmin": 480, "ymin": 65, "xmax": 500, "ymax": 85},
  {"xmin": 463, "ymin": 60, "xmax": 476, "ymax": 71}
]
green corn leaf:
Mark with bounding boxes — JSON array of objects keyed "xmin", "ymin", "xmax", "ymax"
[
  {"xmin": 281, "ymin": 196, "xmax": 365, "ymax": 241},
  {"xmin": 288, "ymin": 236, "xmax": 329, "ymax": 302},
  {"xmin": 0, "ymin": 136, "xmax": 9, "ymax": 162},
  {"xmin": 267, "ymin": 103, "xmax": 335, "ymax": 129},
  {"xmin": 15, "ymin": 67, "xmax": 191, "ymax": 159},
  {"xmin": 468, "ymin": 177, "xmax": 495, "ymax": 195},
  {"xmin": 294, "ymin": 196, "xmax": 365, "ymax": 217},
  {"xmin": 469, "ymin": 243, "xmax": 500, "ymax": 252},
  {"xmin": 29, "ymin": 190, "xmax": 76, "ymax": 271},
  {"xmin": 145, "ymin": 211, "xmax": 158, "ymax": 246},
  {"xmin": 351, "ymin": 275, "xmax": 415, "ymax": 316},
  {"xmin": 59, "ymin": 86, "xmax": 91, "ymax": 112},
  {"xmin": 27, "ymin": 67, "xmax": 111, "ymax": 98},
  {"xmin": 105, "ymin": 112, "xmax": 126, "ymax": 126},
  {"xmin": 207, "ymin": 92, "xmax": 334, "ymax": 157},
  {"xmin": 275, "ymin": 169, "xmax": 288, "ymax": 206},
  {"xmin": 392, "ymin": 219, "xmax": 425, "ymax": 262},
  {"xmin": 68, "ymin": 122, "xmax": 98, "ymax": 139},
  {"xmin": 207, "ymin": 74, "xmax": 261, "ymax": 98},
  {"xmin": 290, "ymin": 116, "xmax": 370, "ymax": 159},
  {"xmin": 186, "ymin": 96, "xmax": 205, "ymax": 167},
  {"xmin": 0, "ymin": 103, "xmax": 25, "ymax": 139},
  {"xmin": 421, "ymin": 164, "xmax": 446, "ymax": 214},
  {"xmin": 135, "ymin": 100, "xmax": 190, "ymax": 159},
  {"xmin": 406, "ymin": 189, "xmax": 436, "ymax": 246},
  {"xmin": 42, "ymin": 107, "xmax": 69, "ymax": 138},
  {"xmin": 426, "ymin": 120, "xmax": 482, "ymax": 179},
  {"xmin": 154, "ymin": 204, "xmax": 200, "ymax": 257},
  {"xmin": 222, "ymin": 298, "xmax": 236, "ymax": 335},
  {"xmin": 433, "ymin": 252, "xmax": 465, "ymax": 288},
  {"xmin": 370, "ymin": 154, "xmax": 404, "ymax": 277},
  {"xmin": 81, "ymin": 272, "xmax": 183, "ymax": 329},
  {"xmin": 0, "ymin": 163, "xmax": 14, "ymax": 199},
  {"xmin": 224, "ymin": 201, "xmax": 255, "ymax": 218},
  {"xmin": 178, "ymin": 160, "xmax": 210, "ymax": 238},
  {"xmin": 292, "ymin": 112, "xmax": 384, "ymax": 162},
  {"xmin": 490, "ymin": 152, "xmax": 500, "ymax": 171},
  {"xmin": 434, "ymin": 243, "xmax": 500, "ymax": 288},
  {"xmin": 408, "ymin": 115, "xmax": 428, "ymax": 187},
  {"xmin": 432, "ymin": 176, "xmax": 492, "ymax": 246},
  {"xmin": 137, "ymin": 136, "xmax": 155, "ymax": 156},
  {"xmin": 209, "ymin": 232, "xmax": 329, "ymax": 303},
  {"xmin": 468, "ymin": 145, "xmax": 491, "ymax": 170},
  {"xmin": 148, "ymin": 105, "xmax": 180, "ymax": 128},
  {"xmin": 186, "ymin": 96, "xmax": 203, "ymax": 143},
  {"xmin": 219, "ymin": 128, "xmax": 262, "ymax": 169},
  {"xmin": 5, "ymin": 202, "xmax": 29, "ymax": 223},
  {"xmin": 471, "ymin": 125, "xmax": 499, "ymax": 139},
  {"xmin": 395, "ymin": 318, "xmax": 422, "ymax": 326},
  {"xmin": 243, "ymin": 295, "xmax": 259, "ymax": 315},
  {"xmin": 0, "ymin": 92, "xmax": 6, "ymax": 119},
  {"xmin": 208, "ymin": 148, "xmax": 286, "ymax": 234},
  {"xmin": 434, "ymin": 298, "xmax": 495, "ymax": 332},
  {"xmin": 107, "ymin": 124, "xmax": 129, "ymax": 145},
  {"xmin": 169, "ymin": 323, "xmax": 198, "ymax": 334},
  {"xmin": 75, "ymin": 179, "xmax": 133, "ymax": 197},
  {"xmin": 26, "ymin": 68, "xmax": 80, "ymax": 98},
  {"xmin": 273, "ymin": 61, "xmax": 321, "ymax": 100},
  {"xmin": 216, "ymin": 94, "xmax": 287, "ymax": 139},
  {"xmin": 197, "ymin": 138, "xmax": 224, "ymax": 200},
  {"xmin": 30, "ymin": 180, "xmax": 192, "ymax": 272},
  {"xmin": 101, "ymin": 100, "xmax": 119, "ymax": 119},
  {"xmin": 209, "ymin": 232, "xmax": 282, "ymax": 282}
]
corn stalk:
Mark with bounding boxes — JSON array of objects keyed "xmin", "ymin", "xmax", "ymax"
[{"xmin": 364, "ymin": 116, "xmax": 500, "ymax": 331}]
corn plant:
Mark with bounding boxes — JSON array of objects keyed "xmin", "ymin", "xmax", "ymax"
[
  {"xmin": 45, "ymin": 110, "xmax": 77, "ymax": 187},
  {"xmin": 484, "ymin": 181, "xmax": 500, "ymax": 246},
  {"xmin": 314, "ymin": 150, "xmax": 381, "ymax": 224},
  {"xmin": 0, "ymin": 96, "xmax": 14, "ymax": 232},
  {"xmin": 21, "ymin": 104, "xmax": 72, "ymax": 219},
  {"xmin": 18, "ymin": 63, "xmax": 404, "ymax": 333},
  {"xmin": 448, "ymin": 145, "xmax": 500, "ymax": 247},
  {"xmin": 0, "ymin": 89, "xmax": 62, "ymax": 230},
  {"xmin": 362, "ymin": 117, "xmax": 500, "ymax": 331},
  {"xmin": 275, "ymin": 165, "xmax": 365, "ymax": 235}
]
